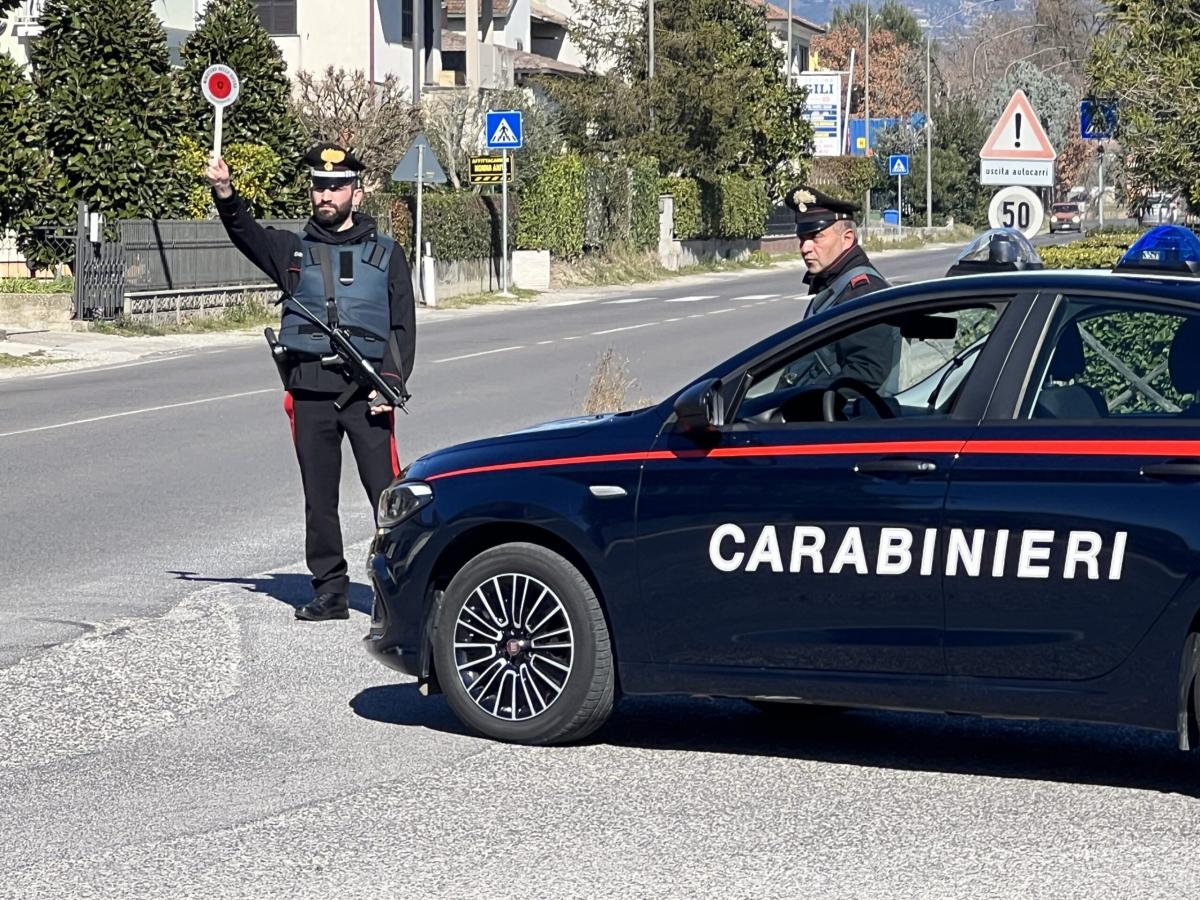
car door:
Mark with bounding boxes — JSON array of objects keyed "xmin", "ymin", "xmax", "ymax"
[
  {"xmin": 634, "ymin": 293, "xmax": 1024, "ymax": 677},
  {"xmin": 944, "ymin": 292, "xmax": 1200, "ymax": 680}
]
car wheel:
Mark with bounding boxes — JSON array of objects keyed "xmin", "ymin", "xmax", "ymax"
[{"xmin": 433, "ymin": 542, "xmax": 615, "ymax": 744}]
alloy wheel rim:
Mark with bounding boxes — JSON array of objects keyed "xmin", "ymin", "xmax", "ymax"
[{"xmin": 453, "ymin": 573, "xmax": 575, "ymax": 721}]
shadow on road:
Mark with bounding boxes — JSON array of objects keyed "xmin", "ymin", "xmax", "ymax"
[
  {"xmin": 351, "ymin": 687, "xmax": 1200, "ymax": 796},
  {"xmin": 169, "ymin": 570, "xmax": 373, "ymax": 615}
]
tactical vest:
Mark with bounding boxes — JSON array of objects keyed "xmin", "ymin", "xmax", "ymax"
[{"xmin": 277, "ymin": 234, "xmax": 395, "ymax": 362}]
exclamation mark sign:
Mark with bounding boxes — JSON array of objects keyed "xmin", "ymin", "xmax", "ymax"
[{"xmin": 1014, "ymin": 113, "xmax": 1022, "ymax": 149}]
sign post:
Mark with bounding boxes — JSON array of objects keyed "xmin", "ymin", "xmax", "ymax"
[
  {"xmin": 392, "ymin": 133, "xmax": 448, "ymax": 306},
  {"xmin": 201, "ymin": 65, "xmax": 240, "ymax": 161},
  {"xmin": 888, "ymin": 155, "xmax": 910, "ymax": 237},
  {"xmin": 485, "ymin": 110, "xmax": 523, "ymax": 297},
  {"xmin": 1080, "ymin": 98, "xmax": 1117, "ymax": 229},
  {"xmin": 796, "ymin": 71, "xmax": 843, "ymax": 157}
]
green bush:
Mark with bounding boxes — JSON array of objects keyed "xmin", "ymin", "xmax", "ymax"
[
  {"xmin": 810, "ymin": 156, "xmax": 879, "ymax": 204},
  {"xmin": 629, "ymin": 156, "xmax": 660, "ymax": 251},
  {"xmin": 388, "ymin": 190, "xmax": 519, "ymax": 261},
  {"xmin": 518, "ymin": 153, "xmax": 585, "ymax": 259},
  {"xmin": 582, "ymin": 157, "xmax": 627, "ymax": 251},
  {"xmin": 661, "ymin": 176, "xmax": 702, "ymax": 240},
  {"xmin": 1038, "ymin": 230, "xmax": 1144, "ymax": 270},
  {"xmin": 179, "ymin": 136, "xmax": 282, "ymax": 218},
  {"xmin": 701, "ymin": 175, "xmax": 769, "ymax": 240}
]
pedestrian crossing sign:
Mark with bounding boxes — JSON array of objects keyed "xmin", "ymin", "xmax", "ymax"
[
  {"xmin": 889, "ymin": 154, "xmax": 910, "ymax": 177},
  {"xmin": 485, "ymin": 110, "xmax": 523, "ymax": 150}
]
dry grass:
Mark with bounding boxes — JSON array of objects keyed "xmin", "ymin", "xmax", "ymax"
[
  {"xmin": 581, "ymin": 347, "xmax": 642, "ymax": 414},
  {"xmin": 0, "ymin": 350, "xmax": 61, "ymax": 368}
]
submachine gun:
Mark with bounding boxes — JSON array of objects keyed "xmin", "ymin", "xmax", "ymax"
[{"xmin": 263, "ymin": 295, "xmax": 410, "ymax": 413}]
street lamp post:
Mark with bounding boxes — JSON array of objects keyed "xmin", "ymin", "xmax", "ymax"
[
  {"xmin": 924, "ymin": 0, "xmax": 1000, "ymax": 229},
  {"xmin": 648, "ymin": 0, "xmax": 655, "ymax": 79}
]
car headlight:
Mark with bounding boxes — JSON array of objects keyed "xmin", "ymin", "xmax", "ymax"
[
  {"xmin": 1072, "ymin": 216, "xmax": 1080, "ymax": 223},
  {"xmin": 378, "ymin": 481, "xmax": 433, "ymax": 528}
]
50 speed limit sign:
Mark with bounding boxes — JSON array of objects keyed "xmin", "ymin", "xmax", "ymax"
[{"xmin": 987, "ymin": 185, "xmax": 1044, "ymax": 239}]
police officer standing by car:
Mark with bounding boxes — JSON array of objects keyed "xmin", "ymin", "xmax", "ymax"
[
  {"xmin": 205, "ymin": 143, "xmax": 416, "ymax": 622},
  {"xmin": 780, "ymin": 186, "xmax": 894, "ymax": 390}
]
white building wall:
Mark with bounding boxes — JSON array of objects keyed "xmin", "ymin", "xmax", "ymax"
[
  {"xmin": 275, "ymin": 1, "xmax": 417, "ymax": 87},
  {"xmin": 538, "ymin": 0, "xmax": 586, "ymax": 69},
  {"xmin": 499, "ymin": 0, "xmax": 531, "ymax": 51}
]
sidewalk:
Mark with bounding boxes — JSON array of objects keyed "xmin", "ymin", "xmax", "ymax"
[{"xmin": 0, "ymin": 241, "xmax": 965, "ymax": 380}]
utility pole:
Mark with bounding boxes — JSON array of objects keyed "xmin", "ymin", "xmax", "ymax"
[
  {"xmin": 925, "ymin": 8, "xmax": 932, "ymax": 228},
  {"xmin": 648, "ymin": 0, "xmax": 655, "ymax": 79},
  {"xmin": 466, "ymin": 0, "xmax": 479, "ymax": 94},
  {"xmin": 786, "ymin": 0, "xmax": 792, "ymax": 87},
  {"xmin": 412, "ymin": 0, "xmax": 423, "ymax": 107},
  {"xmin": 864, "ymin": 2, "xmax": 871, "ymax": 238}
]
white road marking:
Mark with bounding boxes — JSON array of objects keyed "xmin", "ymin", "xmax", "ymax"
[
  {"xmin": 664, "ymin": 295, "xmax": 717, "ymax": 303},
  {"xmin": 434, "ymin": 345, "xmax": 524, "ymax": 363},
  {"xmin": 592, "ymin": 322, "xmax": 658, "ymax": 336},
  {"xmin": 33, "ymin": 354, "xmax": 194, "ymax": 380},
  {"xmin": 687, "ymin": 314, "xmax": 704, "ymax": 319},
  {"xmin": 664, "ymin": 317, "xmax": 683, "ymax": 323},
  {"xmin": 537, "ymin": 340, "xmax": 555, "ymax": 345},
  {"xmin": 0, "ymin": 389, "xmax": 276, "ymax": 439},
  {"xmin": 563, "ymin": 335, "xmax": 582, "ymax": 341},
  {"xmin": 707, "ymin": 308, "xmax": 735, "ymax": 315},
  {"xmin": 732, "ymin": 293, "xmax": 779, "ymax": 301},
  {"xmin": 603, "ymin": 297, "xmax": 654, "ymax": 305}
]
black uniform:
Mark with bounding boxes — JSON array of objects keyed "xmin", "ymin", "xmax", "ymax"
[{"xmin": 214, "ymin": 189, "xmax": 416, "ymax": 610}]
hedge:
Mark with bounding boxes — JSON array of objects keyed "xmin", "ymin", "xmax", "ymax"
[
  {"xmin": 1038, "ymin": 230, "xmax": 1143, "ymax": 270},
  {"xmin": 810, "ymin": 156, "xmax": 878, "ymax": 204},
  {"xmin": 701, "ymin": 175, "xmax": 769, "ymax": 240},
  {"xmin": 518, "ymin": 153, "xmax": 585, "ymax": 259},
  {"xmin": 661, "ymin": 176, "xmax": 701, "ymax": 240},
  {"xmin": 629, "ymin": 156, "xmax": 660, "ymax": 250},
  {"xmin": 387, "ymin": 190, "xmax": 518, "ymax": 262}
]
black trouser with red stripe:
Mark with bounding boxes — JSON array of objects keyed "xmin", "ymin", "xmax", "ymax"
[{"xmin": 284, "ymin": 390, "xmax": 400, "ymax": 597}]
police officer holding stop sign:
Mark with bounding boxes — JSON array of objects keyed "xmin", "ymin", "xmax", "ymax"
[{"xmin": 206, "ymin": 143, "xmax": 416, "ymax": 622}]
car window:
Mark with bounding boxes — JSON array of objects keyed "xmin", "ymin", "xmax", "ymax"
[
  {"xmin": 737, "ymin": 302, "xmax": 1004, "ymax": 424},
  {"xmin": 1025, "ymin": 298, "xmax": 1200, "ymax": 419}
]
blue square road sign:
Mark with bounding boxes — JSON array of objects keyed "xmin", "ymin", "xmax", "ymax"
[
  {"xmin": 1080, "ymin": 99, "xmax": 1117, "ymax": 141},
  {"xmin": 485, "ymin": 110, "xmax": 523, "ymax": 150},
  {"xmin": 888, "ymin": 154, "xmax": 910, "ymax": 177}
]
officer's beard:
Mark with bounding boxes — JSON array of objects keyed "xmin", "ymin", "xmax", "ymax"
[{"xmin": 313, "ymin": 195, "xmax": 354, "ymax": 230}]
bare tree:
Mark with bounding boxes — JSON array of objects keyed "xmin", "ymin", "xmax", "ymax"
[{"xmin": 293, "ymin": 67, "xmax": 421, "ymax": 191}]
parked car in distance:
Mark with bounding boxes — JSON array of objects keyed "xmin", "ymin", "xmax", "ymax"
[{"xmin": 1049, "ymin": 202, "xmax": 1085, "ymax": 233}]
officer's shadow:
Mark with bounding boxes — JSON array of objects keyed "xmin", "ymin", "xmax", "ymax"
[{"xmin": 169, "ymin": 570, "xmax": 373, "ymax": 616}]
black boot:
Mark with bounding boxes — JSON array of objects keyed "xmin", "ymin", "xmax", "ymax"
[{"xmin": 295, "ymin": 592, "xmax": 350, "ymax": 621}]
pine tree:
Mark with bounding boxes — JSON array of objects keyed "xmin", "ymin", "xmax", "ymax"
[
  {"xmin": 29, "ymin": 0, "xmax": 187, "ymax": 227},
  {"xmin": 177, "ymin": 0, "xmax": 307, "ymax": 216}
]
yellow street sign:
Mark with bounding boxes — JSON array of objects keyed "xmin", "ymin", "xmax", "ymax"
[{"xmin": 469, "ymin": 154, "xmax": 514, "ymax": 185}]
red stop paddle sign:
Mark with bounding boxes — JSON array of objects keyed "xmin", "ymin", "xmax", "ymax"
[{"xmin": 201, "ymin": 64, "xmax": 240, "ymax": 108}]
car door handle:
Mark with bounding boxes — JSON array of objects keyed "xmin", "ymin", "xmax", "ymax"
[
  {"xmin": 854, "ymin": 458, "xmax": 938, "ymax": 475},
  {"xmin": 1140, "ymin": 459, "xmax": 1200, "ymax": 480}
]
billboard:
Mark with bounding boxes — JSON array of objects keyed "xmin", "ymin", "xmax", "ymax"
[{"xmin": 797, "ymin": 72, "xmax": 843, "ymax": 157}]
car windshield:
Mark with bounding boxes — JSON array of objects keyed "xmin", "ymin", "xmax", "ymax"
[{"xmin": 1053, "ymin": 205, "xmax": 1079, "ymax": 213}]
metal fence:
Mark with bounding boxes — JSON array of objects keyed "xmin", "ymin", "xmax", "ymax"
[{"xmin": 120, "ymin": 218, "xmax": 305, "ymax": 293}]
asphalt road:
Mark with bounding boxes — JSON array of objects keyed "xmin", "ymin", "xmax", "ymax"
[{"xmin": 6, "ymin": 236, "xmax": 1196, "ymax": 899}]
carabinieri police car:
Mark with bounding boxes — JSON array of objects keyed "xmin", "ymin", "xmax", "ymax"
[{"xmin": 366, "ymin": 226, "xmax": 1200, "ymax": 746}]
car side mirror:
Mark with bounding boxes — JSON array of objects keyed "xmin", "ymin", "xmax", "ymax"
[{"xmin": 673, "ymin": 378, "xmax": 725, "ymax": 432}]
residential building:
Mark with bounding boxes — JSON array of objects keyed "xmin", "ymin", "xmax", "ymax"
[
  {"xmin": 1, "ymin": 0, "xmax": 206, "ymax": 67},
  {"xmin": 753, "ymin": 0, "xmax": 826, "ymax": 79}
]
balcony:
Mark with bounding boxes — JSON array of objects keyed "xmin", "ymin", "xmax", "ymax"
[{"xmin": 15, "ymin": 0, "xmax": 46, "ymax": 37}]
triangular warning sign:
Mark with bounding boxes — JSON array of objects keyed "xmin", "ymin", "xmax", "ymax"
[
  {"xmin": 392, "ymin": 132, "xmax": 447, "ymax": 184},
  {"xmin": 980, "ymin": 90, "xmax": 1056, "ymax": 161},
  {"xmin": 489, "ymin": 117, "xmax": 517, "ymax": 146}
]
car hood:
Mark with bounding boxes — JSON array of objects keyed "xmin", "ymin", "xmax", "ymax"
[{"xmin": 403, "ymin": 407, "xmax": 666, "ymax": 482}]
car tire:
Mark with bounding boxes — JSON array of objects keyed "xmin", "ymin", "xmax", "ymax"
[{"xmin": 433, "ymin": 542, "xmax": 615, "ymax": 745}]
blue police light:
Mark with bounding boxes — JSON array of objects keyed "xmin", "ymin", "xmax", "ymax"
[
  {"xmin": 946, "ymin": 228, "xmax": 1043, "ymax": 277},
  {"xmin": 1114, "ymin": 225, "xmax": 1200, "ymax": 275}
]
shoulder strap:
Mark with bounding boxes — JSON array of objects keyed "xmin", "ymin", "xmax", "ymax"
[
  {"xmin": 806, "ymin": 265, "xmax": 887, "ymax": 319},
  {"xmin": 312, "ymin": 243, "xmax": 338, "ymax": 302}
]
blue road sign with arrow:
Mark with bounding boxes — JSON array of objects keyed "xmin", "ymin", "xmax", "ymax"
[
  {"xmin": 1081, "ymin": 99, "xmax": 1117, "ymax": 140},
  {"xmin": 485, "ymin": 110, "xmax": 523, "ymax": 150},
  {"xmin": 888, "ymin": 154, "xmax": 910, "ymax": 177}
]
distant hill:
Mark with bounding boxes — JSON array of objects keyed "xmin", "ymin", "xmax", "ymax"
[{"xmin": 771, "ymin": 0, "xmax": 1022, "ymax": 33}]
